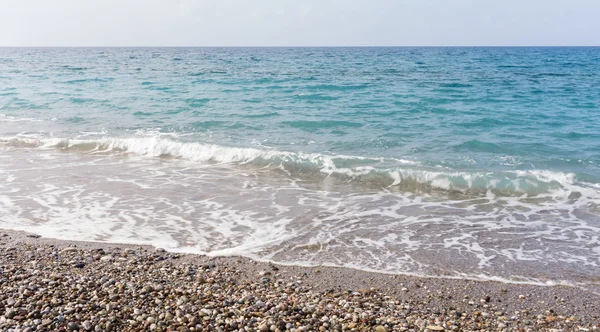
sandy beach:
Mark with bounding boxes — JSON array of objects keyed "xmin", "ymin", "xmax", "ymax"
[{"xmin": 0, "ymin": 228, "xmax": 598, "ymax": 331}]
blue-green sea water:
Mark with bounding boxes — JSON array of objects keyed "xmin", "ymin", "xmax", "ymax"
[{"xmin": 1, "ymin": 47, "xmax": 599, "ymax": 288}]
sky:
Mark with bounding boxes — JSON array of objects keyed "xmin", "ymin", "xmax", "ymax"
[{"xmin": 1, "ymin": 0, "xmax": 599, "ymax": 46}]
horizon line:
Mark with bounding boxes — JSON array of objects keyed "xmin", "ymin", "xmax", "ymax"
[{"xmin": 1, "ymin": 45, "xmax": 600, "ymax": 48}]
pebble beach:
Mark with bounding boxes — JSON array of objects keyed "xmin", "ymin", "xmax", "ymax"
[
  {"xmin": 2, "ymin": 47, "xmax": 600, "ymax": 332},
  {"xmin": 0, "ymin": 229, "xmax": 598, "ymax": 332}
]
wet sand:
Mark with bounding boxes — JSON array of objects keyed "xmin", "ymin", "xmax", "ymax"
[{"xmin": 0, "ymin": 228, "xmax": 598, "ymax": 331}]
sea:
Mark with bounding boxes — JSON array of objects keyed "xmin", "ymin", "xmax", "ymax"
[{"xmin": 1, "ymin": 47, "xmax": 599, "ymax": 290}]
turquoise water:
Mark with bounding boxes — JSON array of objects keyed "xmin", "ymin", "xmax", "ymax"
[{"xmin": 1, "ymin": 47, "xmax": 599, "ymax": 287}]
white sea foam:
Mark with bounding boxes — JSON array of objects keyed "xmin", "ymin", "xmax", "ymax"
[
  {"xmin": 2, "ymin": 47, "xmax": 600, "ymax": 292},
  {"xmin": 0, "ymin": 135, "xmax": 594, "ymax": 198},
  {"xmin": 1, "ymin": 137, "xmax": 599, "ymax": 290},
  {"xmin": 0, "ymin": 114, "xmax": 42, "ymax": 122}
]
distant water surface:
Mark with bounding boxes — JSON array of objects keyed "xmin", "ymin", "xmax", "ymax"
[{"xmin": 1, "ymin": 47, "xmax": 599, "ymax": 289}]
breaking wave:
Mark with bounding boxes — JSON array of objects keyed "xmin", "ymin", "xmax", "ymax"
[{"xmin": 0, "ymin": 135, "xmax": 597, "ymax": 198}]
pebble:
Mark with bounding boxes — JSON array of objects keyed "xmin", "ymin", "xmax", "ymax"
[
  {"xmin": 82, "ymin": 320, "xmax": 92, "ymax": 330},
  {"xmin": 5, "ymin": 310, "xmax": 16, "ymax": 319},
  {"xmin": 60, "ymin": 247, "xmax": 78, "ymax": 253},
  {"xmin": 0, "ymin": 236, "xmax": 596, "ymax": 332}
]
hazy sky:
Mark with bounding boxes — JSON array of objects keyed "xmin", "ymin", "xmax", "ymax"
[{"xmin": 2, "ymin": 0, "xmax": 599, "ymax": 46}]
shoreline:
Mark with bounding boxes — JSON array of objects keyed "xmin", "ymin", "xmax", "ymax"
[{"xmin": 1, "ymin": 228, "xmax": 599, "ymax": 331}]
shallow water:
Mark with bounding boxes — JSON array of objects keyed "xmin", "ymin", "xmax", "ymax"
[{"xmin": 1, "ymin": 47, "xmax": 599, "ymax": 288}]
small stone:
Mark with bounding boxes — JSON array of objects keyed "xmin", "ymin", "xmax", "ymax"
[
  {"xmin": 155, "ymin": 248, "xmax": 166, "ymax": 253},
  {"xmin": 82, "ymin": 320, "xmax": 92, "ymax": 330},
  {"xmin": 426, "ymin": 326, "xmax": 445, "ymax": 331},
  {"xmin": 50, "ymin": 273, "xmax": 63, "ymax": 280},
  {"xmin": 375, "ymin": 326, "xmax": 387, "ymax": 332},
  {"xmin": 68, "ymin": 322, "xmax": 79, "ymax": 330},
  {"xmin": 73, "ymin": 262, "xmax": 86, "ymax": 268},
  {"xmin": 61, "ymin": 247, "xmax": 78, "ymax": 253},
  {"xmin": 177, "ymin": 296, "xmax": 188, "ymax": 305},
  {"xmin": 519, "ymin": 295, "xmax": 525, "ymax": 299},
  {"xmin": 258, "ymin": 323, "xmax": 269, "ymax": 332},
  {"xmin": 5, "ymin": 309, "xmax": 16, "ymax": 319}
]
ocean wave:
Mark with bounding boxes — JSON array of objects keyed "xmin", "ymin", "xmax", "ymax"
[
  {"xmin": 62, "ymin": 78, "xmax": 113, "ymax": 84},
  {"xmin": 0, "ymin": 135, "xmax": 596, "ymax": 197},
  {"xmin": 0, "ymin": 114, "xmax": 43, "ymax": 123},
  {"xmin": 283, "ymin": 120, "xmax": 363, "ymax": 129},
  {"xmin": 453, "ymin": 139, "xmax": 506, "ymax": 153},
  {"xmin": 304, "ymin": 83, "xmax": 370, "ymax": 91}
]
